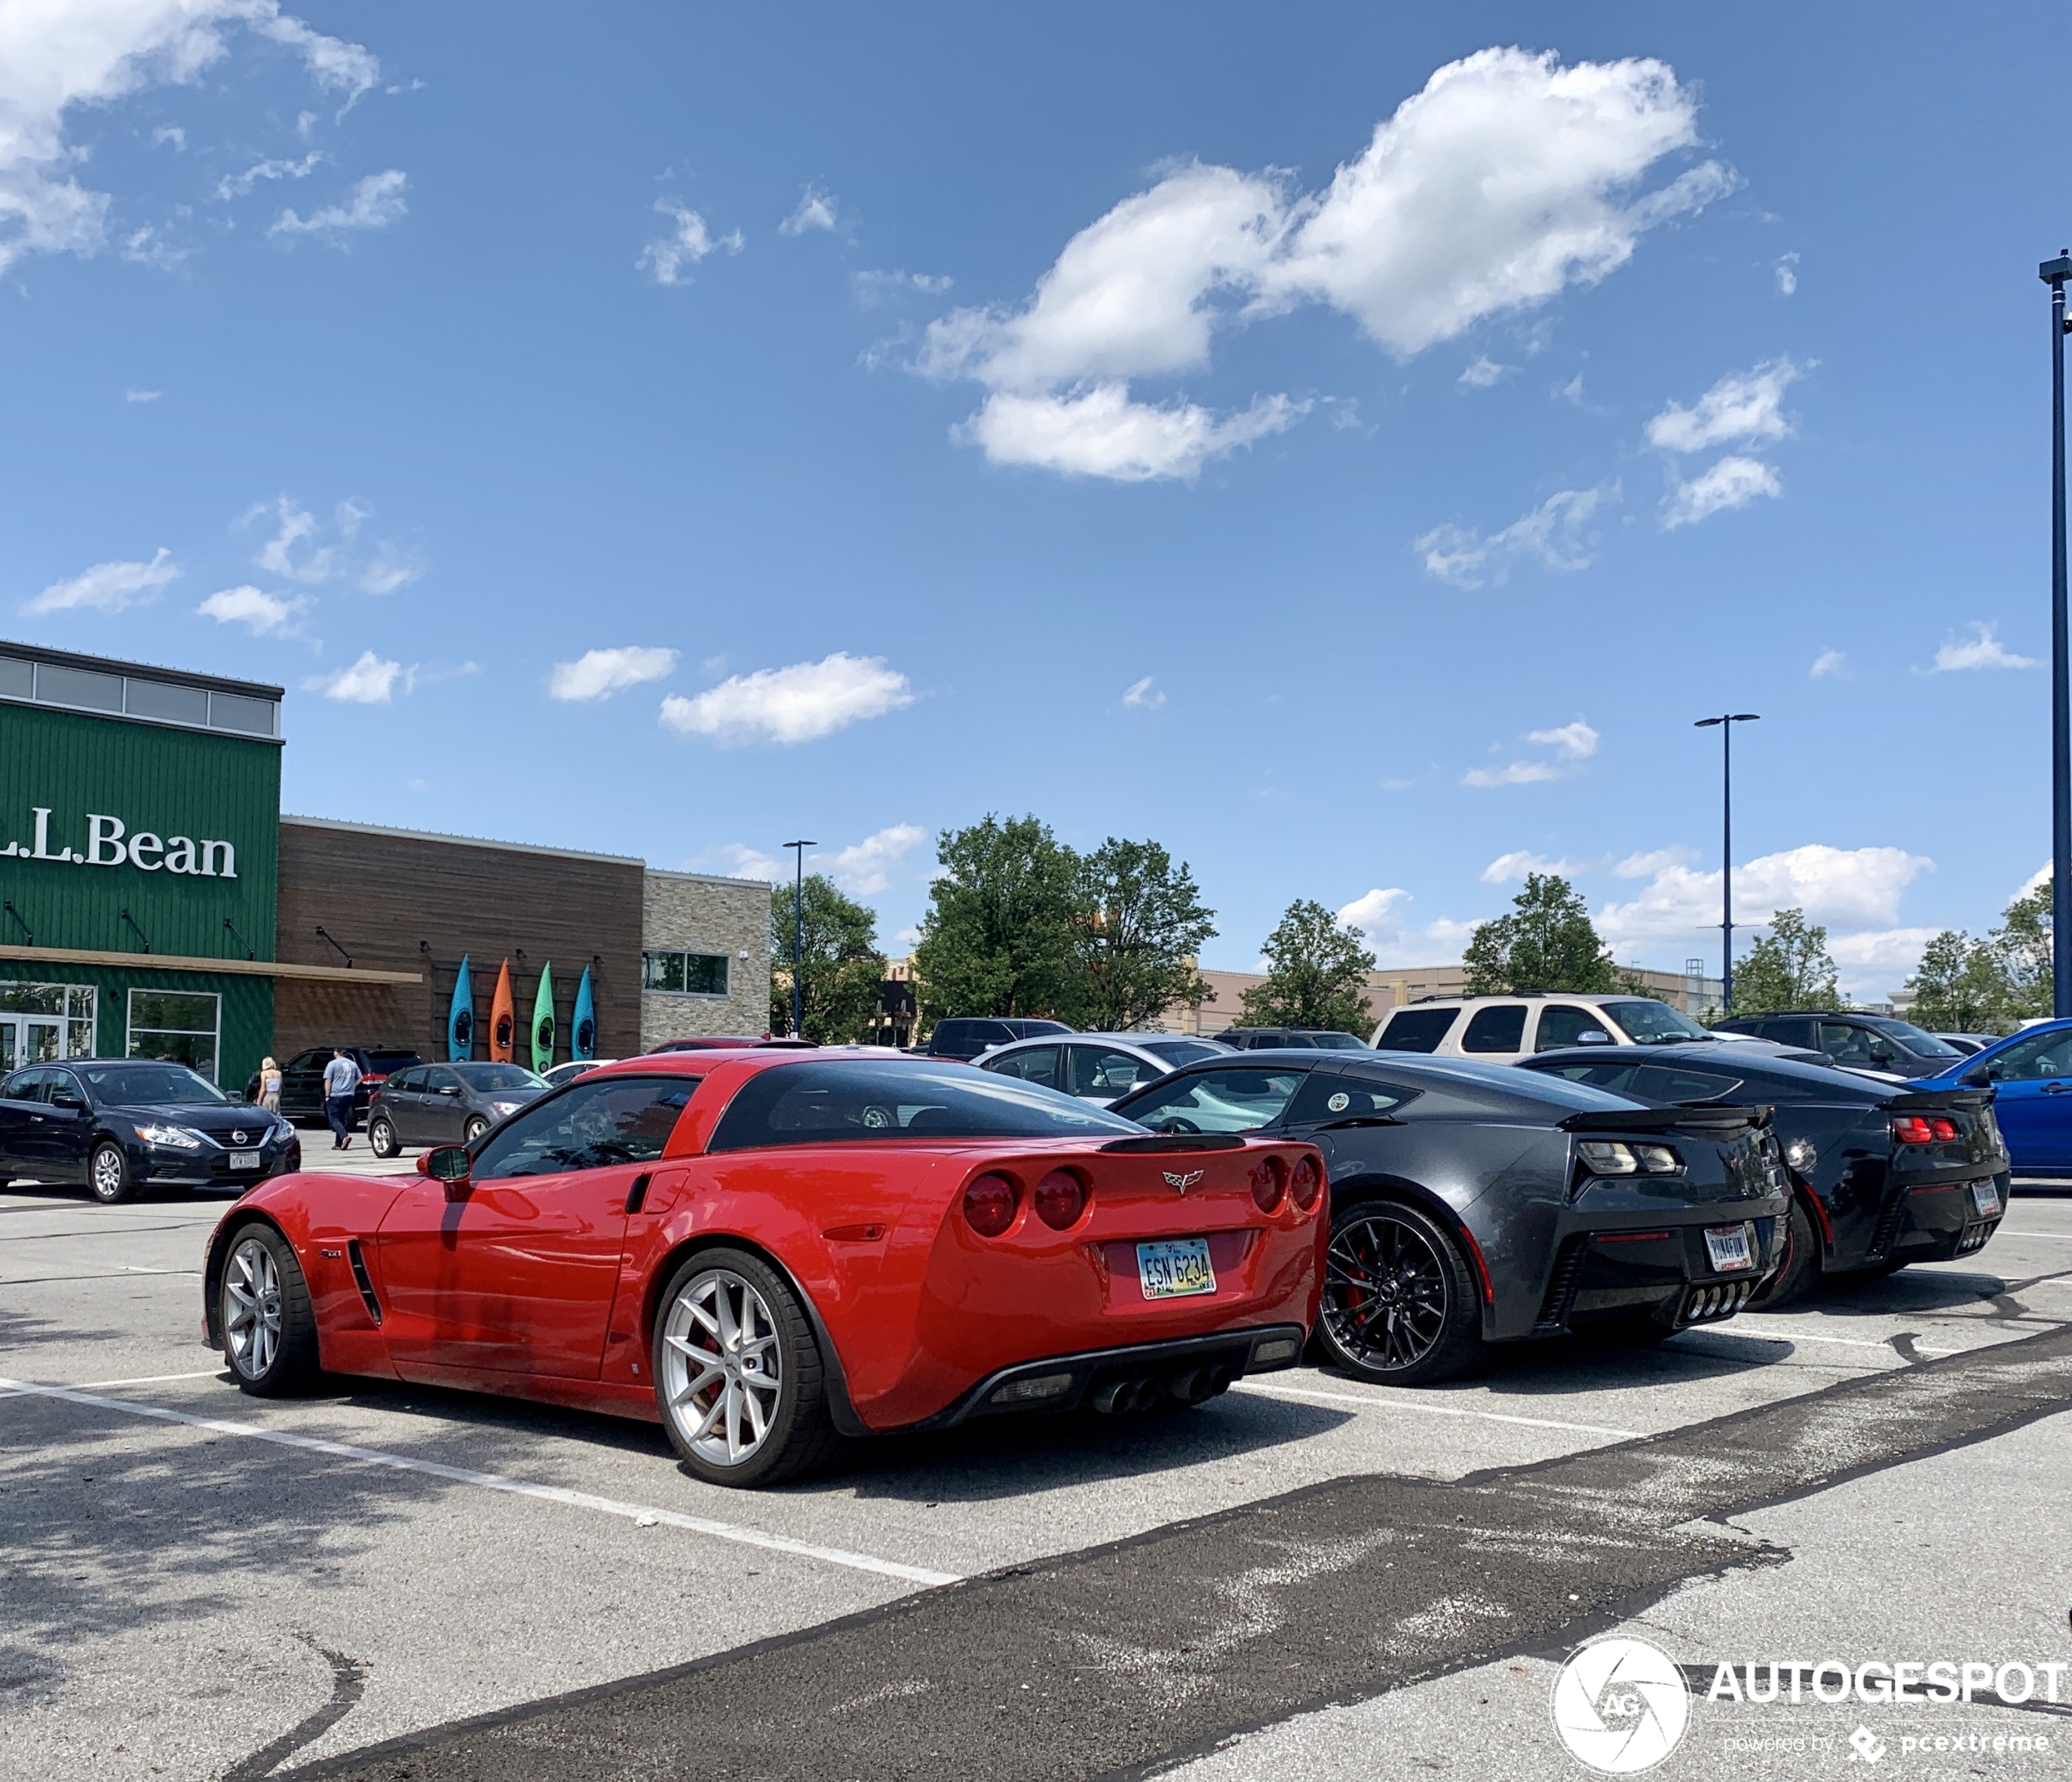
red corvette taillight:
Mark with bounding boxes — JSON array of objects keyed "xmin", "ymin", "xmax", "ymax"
[
  {"xmin": 1249, "ymin": 1157, "xmax": 1285, "ymax": 1213},
  {"xmin": 963, "ymin": 1172, "xmax": 1019, "ymax": 1237},
  {"xmin": 1893, "ymin": 1115, "xmax": 1958, "ymax": 1146},
  {"xmin": 1289, "ymin": 1154, "xmax": 1323, "ymax": 1211},
  {"xmin": 1033, "ymin": 1168, "xmax": 1087, "ymax": 1230}
]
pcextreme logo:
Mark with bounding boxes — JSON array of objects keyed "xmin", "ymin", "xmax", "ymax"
[
  {"xmin": 1, "ymin": 807, "xmax": 238, "ymax": 879},
  {"xmin": 1552, "ymin": 1638, "xmax": 1691, "ymax": 1773}
]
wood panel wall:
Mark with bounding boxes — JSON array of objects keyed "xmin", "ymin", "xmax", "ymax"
[{"xmin": 273, "ymin": 819, "xmax": 644, "ymax": 1063}]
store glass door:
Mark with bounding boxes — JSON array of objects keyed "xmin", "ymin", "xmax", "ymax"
[{"xmin": 0, "ymin": 1017, "xmax": 63, "ymax": 1075}]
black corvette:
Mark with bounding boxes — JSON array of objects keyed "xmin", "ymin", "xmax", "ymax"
[
  {"xmin": 0, "ymin": 1059, "xmax": 299, "ymax": 1204},
  {"xmin": 1521, "ymin": 1043, "xmax": 2009, "ymax": 1302},
  {"xmin": 1109, "ymin": 1049, "xmax": 1788, "ymax": 1384}
]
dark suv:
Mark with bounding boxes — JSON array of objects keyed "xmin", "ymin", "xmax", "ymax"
[
  {"xmin": 1215, "ymin": 1028, "xmax": 1370, "ymax": 1051},
  {"xmin": 921, "ymin": 1017, "xmax": 1073, "ymax": 1062},
  {"xmin": 1711, "ymin": 1013, "xmax": 1965, "ymax": 1077},
  {"xmin": 278, "ymin": 1044, "xmax": 424, "ymax": 1128}
]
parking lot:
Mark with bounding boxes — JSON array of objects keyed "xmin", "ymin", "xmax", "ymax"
[{"xmin": 4, "ymin": 1172, "xmax": 2070, "ymax": 1781}]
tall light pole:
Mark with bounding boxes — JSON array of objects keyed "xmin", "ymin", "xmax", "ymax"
[
  {"xmin": 1695, "ymin": 713, "xmax": 1760, "ymax": 1011},
  {"xmin": 782, "ymin": 840, "xmax": 815, "ymax": 1039},
  {"xmin": 2043, "ymin": 250, "xmax": 2072, "ymax": 1017}
]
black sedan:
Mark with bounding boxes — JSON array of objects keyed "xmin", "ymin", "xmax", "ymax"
[
  {"xmin": 0, "ymin": 1059, "xmax": 299, "ymax": 1204},
  {"xmin": 1521, "ymin": 1044, "xmax": 2010, "ymax": 1302},
  {"xmin": 365, "ymin": 1061, "xmax": 549, "ymax": 1156},
  {"xmin": 1109, "ymin": 1050, "xmax": 1788, "ymax": 1384}
]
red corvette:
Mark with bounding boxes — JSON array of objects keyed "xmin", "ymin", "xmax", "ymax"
[{"xmin": 201, "ymin": 1052, "xmax": 1326, "ymax": 1486}]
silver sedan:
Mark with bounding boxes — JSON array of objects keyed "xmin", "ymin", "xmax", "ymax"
[{"xmin": 975, "ymin": 1032, "xmax": 1234, "ymax": 1107}]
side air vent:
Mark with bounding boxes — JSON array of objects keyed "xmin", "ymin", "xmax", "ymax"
[{"xmin": 346, "ymin": 1239, "xmax": 383, "ymax": 1326}]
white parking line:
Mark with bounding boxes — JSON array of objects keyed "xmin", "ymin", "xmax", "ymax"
[
  {"xmin": 1999, "ymin": 1230, "xmax": 2072, "ymax": 1241},
  {"xmin": 1232, "ymin": 1379, "xmax": 1643, "ymax": 1440},
  {"xmin": 0, "ymin": 1376, "xmax": 960, "ymax": 1589},
  {"xmin": 1719, "ymin": 1319, "xmax": 1959, "ymax": 1355}
]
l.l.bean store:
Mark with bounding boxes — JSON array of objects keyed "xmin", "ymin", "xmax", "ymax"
[{"xmin": 1, "ymin": 641, "xmax": 771, "ymax": 1087}]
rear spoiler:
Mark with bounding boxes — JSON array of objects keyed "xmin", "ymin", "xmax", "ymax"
[
  {"xmin": 1558, "ymin": 1102, "xmax": 1773, "ymax": 1136},
  {"xmin": 1879, "ymin": 1088, "xmax": 1995, "ymax": 1113},
  {"xmin": 1100, "ymin": 1133, "xmax": 1247, "ymax": 1154}
]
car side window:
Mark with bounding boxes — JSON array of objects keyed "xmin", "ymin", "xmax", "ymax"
[
  {"xmin": 1375, "ymin": 1008, "xmax": 1459, "ymax": 1053},
  {"xmin": 1538, "ymin": 1062, "xmax": 1641, "ymax": 1092},
  {"xmin": 1534, "ymin": 1005, "xmax": 1606, "ymax": 1051},
  {"xmin": 1759, "ymin": 1019, "xmax": 1814, "ymax": 1047},
  {"xmin": 1461, "ymin": 1005, "xmax": 1529, "ymax": 1053},
  {"xmin": 425, "ymin": 1066, "xmax": 463, "ymax": 1093},
  {"xmin": 387, "ymin": 1067, "xmax": 423, "ymax": 1092},
  {"xmin": 1069, "ymin": 1046, "xmax": 1160, "ymax": 1097},
  {"xmin": 1819, "ymin": 1022, "xmax": 1884, "ymax": 1066},
  {"xmin": 1285, "ymin": 1071, "xmax": 1416, "ymax": 1124},
  {"xmin": 472, "ymin": 1075, "xmax": 698, "ymax": 1179},
  {"xmin": 3, "ymin": 1068, "xmax": 50, "ymax": 1102},
  {"xmin": 1986, "ymin": 1031, "xmax": 2072, "ymax": 1081},
  {"xmin": 1123, "ymin": 1067, "xmax": 1309, "ymax": 1133},
  {"xmin": 985, "ymin": 1046, "xmax": 1060, "ymax": 1089}
]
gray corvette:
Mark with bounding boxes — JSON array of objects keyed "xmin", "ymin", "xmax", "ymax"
[{"xmin": 1110, "ymin": 1049, "xmax": 1790, "ymax": 1384}]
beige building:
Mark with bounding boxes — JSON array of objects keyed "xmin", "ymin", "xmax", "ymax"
[{"xmin": 640, "ymin": 868, "xmax": 772, "ymax": 1047}]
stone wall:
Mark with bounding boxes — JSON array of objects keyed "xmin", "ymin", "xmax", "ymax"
[{"xmin": 641, "ymin": 870, "xmax": 771, "ymax": 1046}]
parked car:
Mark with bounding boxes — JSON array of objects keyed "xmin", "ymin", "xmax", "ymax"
[
  {"xmin": 0, "ymin": 1058, "xmax": 299, "ymax": 1204},
  {"xmin": 920, "ymin": 1017, "xmax": 1074, "ymax": 1062},
  {"xmin": 277, "ymin": 1044, "xmax": 423, "ymax": 1129},
  {"xmin": 1370, "ymin": 994, "xmax": 1726, "ymax": 1065},
  {"xmin": 542, "ymin": 1057, "xmax": 618, "ymax": 1088},
  {"xmin": 1520, "ymin": 1043, "xmax": 2009, "ymax": 1302},
  {"xmin": 1215, "ymin": 1028, "xmax": 1369, "ymax": 1051},
  {"xmin": 365, "ymin": 1062, "xmax": 550, "ymax": 1155},
  {"xmin": 1711, "ymin": 1012, "xmax": 1967, "ymax": 1076},
  {"xmin": 1932, "ymin": 1034, "xmax": 1998, "ymax": 1057},
  {"xmin": 201, "ymin": 1054, "xmax": 1322, "ymax": 1487},
  {"xmin": 646, "ymin": 1036, "xmax": 815, "ymax": 1053},
  {"xmin": 978, "ymin": 1033, "xmax": 1233, "ymax": 1104},
  {"xmin": 1910, "ymin": 1019, "xmax": 2072, "ymax": 1175},
  {"xmin": 1108, "ymin": 1049, "xmax": 1787, "ymax": 1384}
]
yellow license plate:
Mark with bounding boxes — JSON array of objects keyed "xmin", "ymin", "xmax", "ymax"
[{"xmin": 1137, "ymin": 1238, "xmax": 1215, "ymax": 1300}]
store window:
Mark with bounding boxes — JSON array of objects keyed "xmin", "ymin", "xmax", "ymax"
[
  {"xmin": 643, "ymin": 950, "xmax": 729, "ymax": 996},
  {"xmin": 126, "ymin": 990, "xmax": 221, "ymax": 1081},
  {"xmin": 0, "ymin": 981, "xmax": 96, "ymax": 1066}
]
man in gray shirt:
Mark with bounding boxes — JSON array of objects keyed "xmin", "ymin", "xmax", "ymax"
[{"xmin": 321, "ymin": 1049, "xmax": 362, "ymax": 1150}]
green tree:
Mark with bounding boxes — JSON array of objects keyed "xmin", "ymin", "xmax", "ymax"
[
  {"xmin": 1071, "ymin": 838, "xmax": 1217, "ymax": 1031},
  {"xmin": 1991, "ymin": 880, "xmax": 2053, "ymax": 1019},
  {"xmin": 1730, "ymin": 907, "xmax": 1840, "ymax": 1013},
  {"xmin": 912, "ymin": 815, "xmax": 1079, "ymax": 1021},
  {"xmin": 1461, "ymin": 873, "xmax": 1617, "ymax": 995},
  {"xmin": 1238, "ymin": 900, "xmax": 1377, "ymax": 1034},
  {"xmin": 770, "ymin": 875, "xmax": 887, "ymax": 1043},
  {"xmin": 1904, "ymin": 929, "xmax": 2009, "ymax": 1032}
]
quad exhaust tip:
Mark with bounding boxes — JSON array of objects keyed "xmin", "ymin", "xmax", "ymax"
[{"xmin": 1091, "ymin": 1364, "xmax": 1233, "ymax": 1415}]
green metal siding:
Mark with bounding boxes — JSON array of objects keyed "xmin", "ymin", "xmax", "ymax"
[
  {"xmin": 1, "ymin": 702, "xmax": 278, "ymax": 960},
  {"xmin": 0, "ymin": 962, "xmax": 273, "ymax": 1090}
]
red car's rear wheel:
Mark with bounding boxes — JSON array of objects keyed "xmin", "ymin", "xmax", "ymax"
[{"xmin": 652, "ymin": 1248, "xmax": 842, "ymax": 1487}]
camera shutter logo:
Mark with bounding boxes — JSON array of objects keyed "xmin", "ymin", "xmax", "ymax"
[{"xmin": 1551, "ymin": 1637, "xmax": 1690, "ymax": 1773}]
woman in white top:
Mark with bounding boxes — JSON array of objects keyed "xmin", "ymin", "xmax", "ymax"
[{"xmin": 258, "ymin": 1057, "xmax": 282, "ymax": 1113}]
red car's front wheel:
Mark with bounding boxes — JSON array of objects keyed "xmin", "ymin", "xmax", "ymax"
[{"xmin": 651, "ymin": 1248, "xmax": 842, "ymax": 1488}]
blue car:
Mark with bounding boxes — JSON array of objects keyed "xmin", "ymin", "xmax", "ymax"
[{"xmin": 1912, "ymin": 1019, "xmax": 2072, "ymax": 1175}]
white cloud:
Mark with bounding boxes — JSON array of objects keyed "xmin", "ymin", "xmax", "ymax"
[
  {"xmin": 125, "ymin": 386, "xmax": 161, "ymax": 402},
  {"xmin": 958, "ymin": 385, "xmax": 1304, "ymax": 483},
  {"xmin": 1527, "ymin": 718, "xmax": 1599, "ymax": 760},
  {"xmin": 1596, "ymin": 843, "xmax": 1934, "ymax": 952},
  {"xmin": 1646, "ymin": 358, "xmax": 1804, "ymax": 454},
  {"xmin": 0, "ymin": 1, "xmax": 378, "ymax": 276},
  {"xmin": 151, "ymin": 124, "xmax": 184, "ymax": 150},
  {"xmin": 1931, "ymin": 623, "xmax": 2039, "ymax": 672},
  {"xmin": 1826, "ymin": 926, "xmax": 1941, "ymax": 999},
  {"xmin": 307, "ymin": 649, "xmax": 406, "ymax": 703},
  {"xmin": 1552, "ymin": 372, "xmax": 1586, "ymax": 404},
  {"xmin": 1463, "ymin": 759, "xmax": 1559, "ymax": 787},
  {"xmin": 818, "ymin": 824, "xmax": 927, "ymax": 896},
  {"xmin": 271, "ymin": 168, "xmax": 406, "ymax": 238},
  {"xmin": 1661, "ymin": 455, "xmax": 1780, "ymax": 530},
  {"xmin": 1809, "ymin": 647, "xmax": 1847, "ymax": 680},
  {"xmin": 255, "ymin": 497, "xmax": 330, "ymax": 582},
  {"xmin": 1338, "ymin": 887, "xmax": 1413, "ymax": 938},
  {"xmin": 548, "ymin": 645, "xmax": 678, "ymax": 702},
  {"xmin": 1417, "ymin": 483, "xmax": 1614, "ymax": 588},
  {"xmin": 697, "ymin": 843, "xmax": 784, "ymax": 883},
  {"xmin": 359, "ymin": 543, "xmax": 420, "ymax": 595},
  {"xmin": 659, "ymin": 651, "xmax": 914, "ymax": 745},
  {"xmin": 920, "ymin": 48, "xmax": 1725, "ymax": 481},
  {"xmin": 852, "ymin": 268, "xmax": 953, "ymax": 308},
  {"xmin": 1480, "ymin": 850, "xmax": 1576, "ymax": 884},
  {"xmin": 1122, "ymin": 675, "xmax": 1166, "ymax": 709},
  {"xmin": 23, "ymin": 547, "xmax": 177, "ymax": 614},
  {"xmin": 1337, "ymin": 887, "xmax": 1474, "ymax": 968},
  {"xmin": 639, "ymin": 199, "xmax": 743, "ymax": 284},
  {"xmin": 1614, "ymin": 845, "xmax": 1693, "ymax": 879},
  {"xmin": 779, "ymin": 184, "xmax": 839, "ymax": 236},
  {"xmin": 1458, "ymin": 356, "xmax": 1512, "ymax": 388},
  {"xmin": 1774, "ymin": 252, "xmax": 1799, "ymax": 296},
  {"xmin": 197, "ymin": 583, "xmax": 308, "ymax": 635},
  {"xmin": 216, "ymin": 150, "xmax": 323, "ymax": 200}
]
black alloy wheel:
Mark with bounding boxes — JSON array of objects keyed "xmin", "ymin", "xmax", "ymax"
[
  {"xmin": 87, "ymin": 1140, "xmax": 135, "ymax": 1205},
  {"xmin": 1317, "ymin": 1199, "xmax": 1483, "ymax": 1385},
  {"xmin": 367, "ymin": 1115, "xmax": 401, "ymax": 1160},
  {"xmin": 1751, "ymin": 1197, "xmax": 1818, "ymax": 1307}
]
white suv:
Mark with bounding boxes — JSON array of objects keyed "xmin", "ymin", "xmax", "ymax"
[{"xmin": 1369, "ymin": 992, "xmax": 1730, "ymax": 1066}]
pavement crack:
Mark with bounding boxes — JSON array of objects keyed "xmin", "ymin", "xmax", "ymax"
[{"xmin": 222, "ymin": 1634, "xmax": 366, "ymax": 1781}]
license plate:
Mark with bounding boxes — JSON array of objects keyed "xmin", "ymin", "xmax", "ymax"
[
  {"xmin": 1704, "ymin": 1224, "xmax": 1753, "ymax": 1272},
  {"xmin": 229, "ymin": 1150, "xmax": 260, "ymax": 1172},
  {"xmin": 1137, "ymin": 1237, "xmax": 1216, "ymax": 1300},
  {"xmin": 1970, "ymin": 1179, "xmax": 2002, "ymax": 1217}
]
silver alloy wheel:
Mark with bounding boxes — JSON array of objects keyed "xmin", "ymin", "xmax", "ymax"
[
  {"xmin": 1322, "ymin": 1210, "xmax": 1450, "ymax": 1372},
  {"xmin": 658, "ymin": 1267, "xmax": 783, "ymax": 1467},
  {"xmin": 91, "ymin": 1145, "xmax": 126, "ymax": 1202},
  {"xmin": 224, "ymin": 1236, "xmax": 283, "ymax": 1379}
]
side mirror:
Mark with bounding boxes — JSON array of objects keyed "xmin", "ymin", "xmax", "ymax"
[
  {"xmin": 1962, "ymin": 1065, "xmax": 1993, "ymax": 1088},
  {"xmin": 1869, "ymin": 1045, "xmax": 1897, "ymax": 1066},
  {"xmin": 1576, "ymin": 1029, "xmax": 1613, "ymax": 1046},
  {"xmin": 438, "ymin": 1084, "xmax": 462, "ymax": 1097},
  {"xmin": 51, "ymin": 1093, "xmax": 86, "ymax": 1112},
  {"xmin": 418, "ymin": 1144, "xmax": 473, "ymax": 1200}
]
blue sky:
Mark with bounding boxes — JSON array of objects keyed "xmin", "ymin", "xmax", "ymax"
[{"xmin": 3, "ymin": 2, "xmax": 2065, "ymax": 995}]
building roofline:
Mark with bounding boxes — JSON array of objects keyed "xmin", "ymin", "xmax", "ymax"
[
  {"xmin": 645, "ymin": 866, "xmax": 780, "ymax": 892},
  {"xmin": 0, "ymin": 637, "xmax": 285, "ymax": 700},
  {"xmin": 281, "ymin": 813, "xmax": 644, "ymax": 868}
]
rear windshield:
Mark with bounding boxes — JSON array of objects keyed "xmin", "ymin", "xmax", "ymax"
[
  {"xmin": 1141, "ymin": 1040, "xmax": 1227, "ymax": 1066},
  {"xmin": 1395, "ymin": 1055, "xmax": 1647, "ymax": 1111},
  {"xmin": 1600, "ymin": 1001, "xmax": 1710, "ymax": 1044},
  {"xmin": 1375, "ymin": 1008, "xmax": 1459, "ymax": 1053},
  {"xmin": 1305, "ymin": 1032, "xmax": 1370, "ymax": 1050},
  {"xmin": 454, "ymin": 1063, "xmax": 544, "ymax": 1091},
  {"xmin": 707, "ymin": 1061, "xmax": 1140, "ymax": 1150}
]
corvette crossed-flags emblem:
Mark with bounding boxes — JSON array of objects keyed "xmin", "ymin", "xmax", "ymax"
[{"xmin": 1162, "ymin": 1170, "xmax": 1205, "ymax": 1194}]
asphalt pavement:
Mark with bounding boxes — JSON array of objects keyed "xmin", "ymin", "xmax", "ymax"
[{"xmin": 4, "ymin": 1173, "xmax": 2069, "ymax": 1781}]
